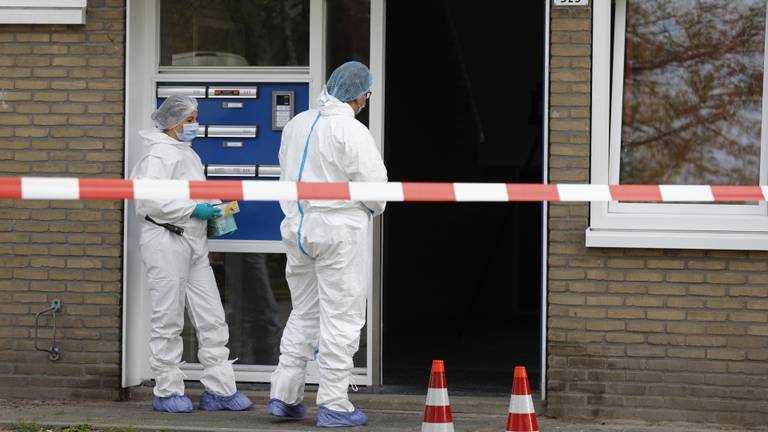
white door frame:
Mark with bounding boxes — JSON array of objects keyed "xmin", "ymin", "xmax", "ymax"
[
  {"xmin": 541, "ymin": 0, "xmax": 550, "ymax": 400},
  {"xmin": 370, "ymin": 0, "xmax": 386, "ymax": 386},
  {"xmin": 122, "ymin": 0, "xmax": 383, "ymax": 388}
]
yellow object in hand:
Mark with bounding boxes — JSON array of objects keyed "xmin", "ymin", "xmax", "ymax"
[{"xmin": 208, "ymin": 201, "xmax": 240, "ymax": 237}]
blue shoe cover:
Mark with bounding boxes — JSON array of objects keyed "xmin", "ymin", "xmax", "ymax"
[
  {"xmin": 317, "ymin": 406, "xmax": 368, "ymax": 427},
  {"xmin": 199, "ymin": 390, "xmax": 254, "ymax": 411},
  {"xmin": 268, "ymin": 398, "xmax": 307, "ymax": 418},
  {"xmin": 152, "ymin": 395, "xmax": 193, "ymax": 413}
]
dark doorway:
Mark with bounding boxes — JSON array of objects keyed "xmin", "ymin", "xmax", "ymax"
[{"xmin": 382, "ymin": 0, "xmax": 545, "ymax": 393}]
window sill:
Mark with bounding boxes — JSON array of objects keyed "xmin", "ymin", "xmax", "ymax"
[
  {"xmin": 0, "ymin": 0, "xmax": 87, "ymax": 25},
  {"xmin": 585, "ymin": 228, "xmax": 768, "ymax": 251}
]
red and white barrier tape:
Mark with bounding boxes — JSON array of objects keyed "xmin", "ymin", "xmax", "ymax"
[{"xmin": 0, "ymin": 177, "xmax": 766, "ymax": 202}]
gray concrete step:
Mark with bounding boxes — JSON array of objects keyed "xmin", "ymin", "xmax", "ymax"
[{"xmin": 125, "ymin": 385, "xmax": 546, "ymax": 417}]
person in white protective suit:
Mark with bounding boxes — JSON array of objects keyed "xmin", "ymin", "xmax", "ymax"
[
  {"xmin": 130, "ymin": 95, "xmax": 253, "ymax": 413},
  {"xmin": 268, "ymin": 61, "xmax": 387, "ymax": 427}
]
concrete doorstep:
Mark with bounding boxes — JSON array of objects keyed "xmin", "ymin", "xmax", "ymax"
[
  {"xmin": 1, "ymin": 389, "xmax": 766, "ymax": 432},
  {"xmin": 124, "ymin": 386, "xmax": 533, "ymax": 416}
]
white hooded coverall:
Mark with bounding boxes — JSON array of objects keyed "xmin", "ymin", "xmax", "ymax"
[
  {"xmin": 270, "ymin": 92, "xmax": 387, "ymax": 412},
  {"xmin": 131, "ymin": 129, "xmax": 235, "ymax": 398}
]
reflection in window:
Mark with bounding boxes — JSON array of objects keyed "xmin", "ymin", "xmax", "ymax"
[
  {"xmin": 183, "ymin": 253, "xmax": 289, "ymax": 365},
  {"xmin": 160, "ymin": 0, "xmax": 309, "ymax": 67},
  {"xmin": 620, "ymin": 0, "xmax": 766, "ymax": 185},
  {"xmin": 181, "ymin": 252, "xmax": 367, "ymax": 368},
  {"xmin": 326, "ymin": 0, "xmax": 371, "ymax": 126},
  {"xmin": 326, "ymin": 0, "xmax": 370, "ymax": 74}
]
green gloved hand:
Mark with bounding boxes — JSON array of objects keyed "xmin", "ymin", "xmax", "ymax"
[{"xmin": 191, "ymin": 203, "xmax": 222, "ymax": 220}]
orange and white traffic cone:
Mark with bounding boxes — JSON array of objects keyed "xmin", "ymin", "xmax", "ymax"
[
  {"xmin": 422, "ymin": 360, "xmax": 454, "ymax": 432},
  {"xmin": 506, "ymin": 366, "xmax": 538, "ymax": 432}
]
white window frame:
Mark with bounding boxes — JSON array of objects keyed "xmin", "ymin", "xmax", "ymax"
[
  {"xmin": 123, "ymin": 0, "xmax": 383, "ymax": 389},
  {"xmin": 0, "ymin": 0, "xmax": 87, "ymax": 24},
  {"xmin": 587, "ymin": 0, "xmax": 768, "ymax": 250}
]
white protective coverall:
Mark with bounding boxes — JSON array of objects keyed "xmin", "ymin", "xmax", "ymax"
[
  {"xmin": 270, "ymin": 91, "xmax": 387, "ymax": 412},
  {"xmin": 131, "ymin": 129, "xmax": 235, "ymax": 398}
]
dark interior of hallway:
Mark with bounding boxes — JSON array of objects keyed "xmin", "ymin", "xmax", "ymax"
[{"xmin": 382, "ymin": 0, "xmax": 546, "ymax": 393}]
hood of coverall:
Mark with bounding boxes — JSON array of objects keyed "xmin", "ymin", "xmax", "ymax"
[{"xmin": 316, "ymin": 87, "xmax": 357, "ymax": 118}]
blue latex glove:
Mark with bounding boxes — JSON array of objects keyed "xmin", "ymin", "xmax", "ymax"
[{"xmin": 191, "ymin": 203, "xmax": 222, "ymax": 220}]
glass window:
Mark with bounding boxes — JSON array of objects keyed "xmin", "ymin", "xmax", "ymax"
[
  {"xmin": 326, "ymin": 0, "xmax": 370, "ymax": 73},
  {"xmin": 588, "ymin": 0, "xmax": 768, "ymax": 250},
  {"xmin": 180, "ymin": 252, "xmax": 367, "ymax": 368},
  {"xmin": 326, "ymin": 0, "xmax": 371, "ymax": 126},
  {"xmin": 160, "ymin": 0, "xmax": 310, "ymax": 67},
  {"xmin": 619, "ymin": 0, "xmax": 765, "ymax": 186},
  {"xmin": 182, "ymin": 253, "xmax": 288, "ymax": 366}
]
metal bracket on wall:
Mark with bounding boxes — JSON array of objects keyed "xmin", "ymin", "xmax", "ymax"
[{"xmin": 34, "ymin": 299, "xmax": 62, "ymax": 361}]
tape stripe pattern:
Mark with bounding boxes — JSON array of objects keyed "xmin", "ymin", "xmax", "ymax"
[{"xmin": 9, "ymin": 178, "xmax": 768, "ymax": 202}]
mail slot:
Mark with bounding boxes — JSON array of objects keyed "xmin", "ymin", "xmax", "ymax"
[
  {"xmin": 208, "ymin": 86, "xmax": 258, "ymax": 99},
  {"xmin": 205, "ymin": 125, "xmax": 258, "ymax": 139},
  {"xmin": 205, "ymin": 164, "xmax": 281, "ymax": 178},
  {"xmin": 206, "ymin": 164, "xmax": 257, "ymax": 177},
  {"xmin": 157, "ymin": 86, "xmax": 207, "ymax": 98},
  {"xmin": 258, "ymin": 165, "xmax": 281, "ymax": 178}
]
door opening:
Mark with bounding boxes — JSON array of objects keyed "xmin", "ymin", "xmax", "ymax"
[{"xmin": 382, "ymin": 0, "xmax": 545, "ymax": 393}]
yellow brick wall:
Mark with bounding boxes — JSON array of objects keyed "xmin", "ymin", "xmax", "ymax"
[{"xmin": 0, "ymin": 0, "xmax": 125, "ymax": 399}]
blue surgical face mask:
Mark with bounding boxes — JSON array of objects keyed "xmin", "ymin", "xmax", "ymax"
[{"xmin": 178, "ymin": 122, "xmax": 199, "ymax": 141}]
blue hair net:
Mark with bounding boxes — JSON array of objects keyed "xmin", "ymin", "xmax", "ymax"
[
  {"xmin": 151, "ymin": 95, "xmax": 198, "ymax": 130},
  {"xmin": 326, "ymin": 61, "xmax": 373, "ymax": 102}
]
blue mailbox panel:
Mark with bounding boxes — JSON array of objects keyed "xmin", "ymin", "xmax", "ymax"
[{"xmin": 157, "ymin": 82, "xmax": 310, "ymax": 241}]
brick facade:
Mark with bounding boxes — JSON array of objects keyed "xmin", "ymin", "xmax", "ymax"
[
  {"xmin": 0, "ymin": 0, "xmax": 125, "ymax": 399},
  {"xmin": 547, "ymin": 3, "xmax": 768, "ymax": 427}
]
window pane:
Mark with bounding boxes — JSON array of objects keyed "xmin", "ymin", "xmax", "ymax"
[
  {"xmin": 181, "ymin": 251, "xmax": 368, "ymax": 368},
  {"xmin": 160, "ymin": 0, "xmax": 309, "ymax": 67},
  {"xmin": 326, "ymin": 0, "xmax": 370, "ymax": 73},
  {"xmin": 326, "ymin": 0, "xmax": 371, "ymax": 126},
  {"xmin": 620, "ymin": 0, "xmax": 766, "ymax": 185},
  {"xmin": 182, "ymin": 253, "xmax": 289, "ymax": 366}
]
